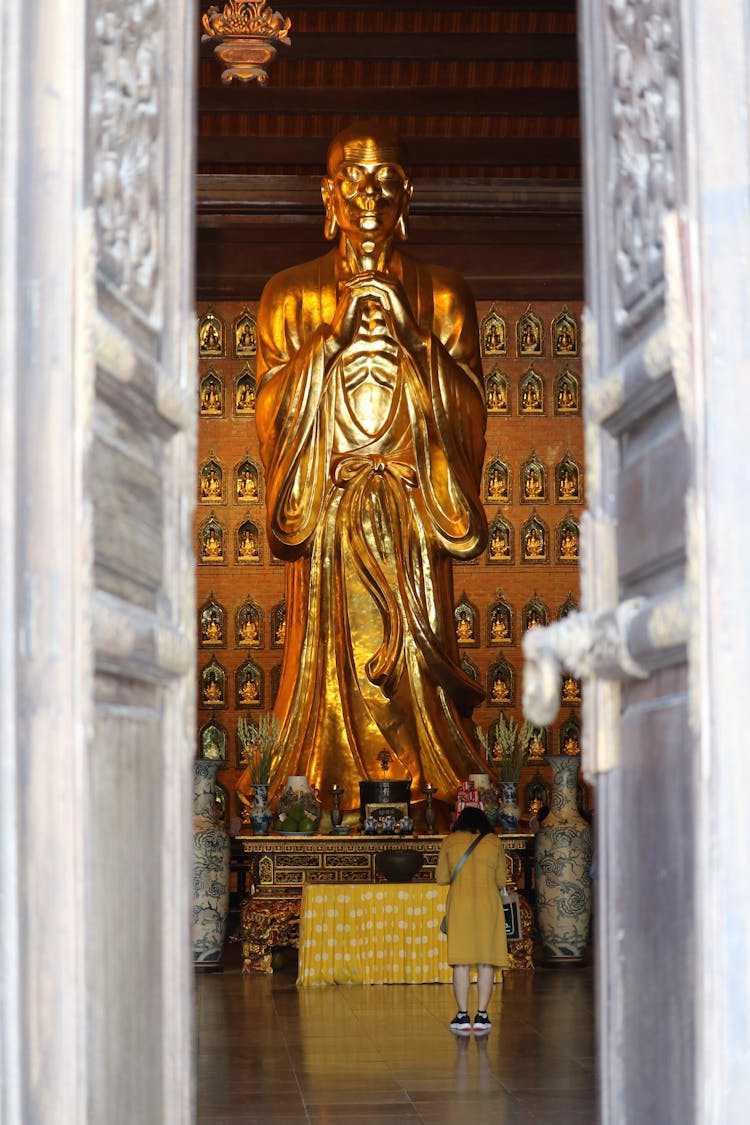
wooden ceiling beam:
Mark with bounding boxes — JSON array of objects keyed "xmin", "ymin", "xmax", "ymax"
[
  {"xmin": 196, "ymin": 174, "xmax": 583, "ymax": 219},
  {"xmin": 199, "ymin": 87, "xmax": 579, "ymax": 117},
  {"xmin": 277, "ymin": 0, "xmax": 575, "ymax": 11},
  {"xmin": 198, "ymin": 135, "xmax": 580, "ymax": 168},
  {"xmin": 199, "ymin": 33, "xmax": 577, "ymax": 63}
]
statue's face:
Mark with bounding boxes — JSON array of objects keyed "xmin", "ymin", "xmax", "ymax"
[{"xmin": 323, "ymin": 135, "xmax": 411, "ymax": 242}]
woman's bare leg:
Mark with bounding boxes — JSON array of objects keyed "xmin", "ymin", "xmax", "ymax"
[
  {"xmin": 452, "ymin": 964, "xmax": 470, "ymax": 1011},
  {"xmin": 476, "ymin": 964, "xmax": 495, "ymax": 1012}
]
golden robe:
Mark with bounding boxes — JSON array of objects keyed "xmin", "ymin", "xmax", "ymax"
[{"xmin": 252, "ymin": 247, "xmax": 488, "ymax": 809}]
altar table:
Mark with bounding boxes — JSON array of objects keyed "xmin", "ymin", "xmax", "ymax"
[
  {"xmin": 234, "ymin": 834, "xmax": 535, "ymax": 974},
  {"xmin": 297, "ymin": 883, "xmax": 505, "ymax": 986}
]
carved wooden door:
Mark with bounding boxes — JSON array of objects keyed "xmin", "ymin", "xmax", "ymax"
[
  {"xmin": 1, "ymin": 1, "xmax": 196, "ymax": 1121},
  {"xmin": 525, "ymin": 2, "xmax": 750, "ymax": 1121}
]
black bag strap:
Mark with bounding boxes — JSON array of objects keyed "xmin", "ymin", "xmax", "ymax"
[{"xmin": 449, "ymin": 833, "xmax": 484, "ymax": 884}]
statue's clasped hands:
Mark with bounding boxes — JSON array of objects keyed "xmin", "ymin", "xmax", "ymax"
[{"xmin": 330, "ymin": 270, "xmax": 426, "ymax": 357}]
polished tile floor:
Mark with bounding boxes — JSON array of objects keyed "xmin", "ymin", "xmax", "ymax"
[{"xmin": 196, "ymin": 944, "xmax": 597, "ymax": 1124}]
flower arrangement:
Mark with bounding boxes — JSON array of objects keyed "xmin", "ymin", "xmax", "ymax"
[
  {"xmin": 237, "ymin": 712, "xmax": 281, "ymax": 787},
  {"xmin": 478, "ymin": 714, "xmax": 536, "ymax": 785}
]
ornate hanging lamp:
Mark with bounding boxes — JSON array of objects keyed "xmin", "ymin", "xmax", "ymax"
[{"xmin": 201, "ymin": 1, "xmax": 292, "ymax": 85}]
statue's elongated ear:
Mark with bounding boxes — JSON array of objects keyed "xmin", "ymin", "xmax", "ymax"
[
  {"xmin": 321, "ymin": 177, "xmax": 338, "ymax": 240},
  {"xmin": 396, "ymin": 179, "xmax": 413, "ymax": 242}
]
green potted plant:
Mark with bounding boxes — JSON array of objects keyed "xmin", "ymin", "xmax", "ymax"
[
  {"xmin": 237, "ymin": 712, "xmax": 281, "ymax": 835},
  {"xmin": 480, "ymin": 714, "xmax": 536, "ymax": 831}
]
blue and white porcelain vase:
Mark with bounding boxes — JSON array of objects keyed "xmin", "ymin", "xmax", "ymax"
[
  {"xmin": 498, "ymin": 781, "xmax": 522, "ymax": 833},
  {"xmin": 193, "ymin": 759, "xmax": 231, "ymax": 967},
  {"xmin": 250, "ymin": 782, "xmax": 273, "ymax": 836},
  {"xmin": 534, "ymin": 755, "xmax": 592, "ymax": 962}
]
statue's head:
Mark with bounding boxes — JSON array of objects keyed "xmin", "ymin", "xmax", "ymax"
[{"xmin": 321, "ymin": 121, "xmax": 412, "ymax": 245}]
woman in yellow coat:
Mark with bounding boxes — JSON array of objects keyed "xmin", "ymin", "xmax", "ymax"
[{"xmin": 435, "ymin": 806, "xmax": 509, "ymax": 1034}]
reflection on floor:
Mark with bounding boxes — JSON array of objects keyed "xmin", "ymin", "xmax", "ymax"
[{"xmin": 196, "ymin": 943, "xmax": 597, "ymax": 1124}]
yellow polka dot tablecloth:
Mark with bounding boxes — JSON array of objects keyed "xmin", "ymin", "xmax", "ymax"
[{"xmin": 297, "ymin": 883, "xmax": 453, "ymax": 986}]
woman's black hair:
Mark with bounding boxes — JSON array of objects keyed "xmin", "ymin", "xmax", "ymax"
[{"xmin": 452, "ymin": 805, "xmax": 494, "ymax": 837}]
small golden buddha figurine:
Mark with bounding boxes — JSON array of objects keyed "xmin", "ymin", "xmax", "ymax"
[
  {"xmin": 239, "ymin": 678, "xmax": 259, "ymax": 704},
  {"xmin": 486, "ymin": 381, "xmax": 507, "ymax": 411},
  {"xmin": 556, "ymin": 322, "xmax": 575, "ymax": 353},
  {"xmin": 201, "ymin": 469, "xmax": 221, "ymax": 499},
  {"xmin": 200, "ymin": 382, "xmax": 221, "ymax": 413},
  {"xmin": 557, "ymin": 381, "xmax": 577, "ymax": 410},
  {"xmin": 562, "ymin": 676, "xmax": 580, "ymax": 701},
  {"xmin": 200, "ymin": 321, "xmax": 220, "ymax": 353},
  {"xmin": 237, "ymin": 471, "xmax": 257, "ymax": 500},
  {"xmin": 456, "ymin": 611, "xmax": 474, "ymax": 642},
  {"xmin": 203, "ymin": 734, "xmax": 222, "ymax": 760},
  {"xmin": 560, "ymin": 529, "xmax": 578, "ymax": 559},
  {"xmin": 236, "ymin": 383, "xmax": 255, "ymax": 412},
  {"xmin": 202, "ymin": 613, "xmax": 222, "ymax": 643},
  {"xmin": 525, "ymin": 527, "xmax": 544, "ymax": 558},
  {"xmin": 488, "ymin": 468, "xmax": 507, "ymax": 500},
  {"xmin": 484, "ymin": 321, "xmax": 504, "ymax": 353},
  {"xmin": 528, "ymin": 734, "xmax": 545, "ymax": 760},
  {"xmin": 559, "ymin": 468, "xmax": 577, "ymax": 498},
  {"xmin": 522, "ymin": 381, "xmax": 541, "ymax": 410},
  {"xmin": 238, "ymin": 616, "xmax": 259, "ymax": 644},
  {"xmin": 521, "ymin": 322, "xmax": 539, "ymax": 352},
  {"xmin": 525, "ymin": 469, "xmax": 542, "ymax": 499},
  {"xmin": 237, "ymin": 322, "xmax": 256, "ymax": 351},
  {"xmin": 238, "ymin": 530, "xmax": 258, "ymax": 559},
  {"xmin": 203, "ymin": 674, "xmax": 222, "ymax": 703},
  {"xmin": 490, "ymin": 615, "xmax": 508, "ymax": 642},
  {"xmin": 275, "ymin": 617, "xmax": 286, "ymax": 645},
  {"xmin": 203, "ymin": 529, "xmax": 222, "ymax": 559},
  {"xmin": 563, "ymin": 734, "xmax": 580, "ymax": 756},
  {"xmin": 489, "ymin": 528, "xmax": 509, "ymax": 559},
  {"xmin": 490, "ymin": 675, "xmax": 510, "ymax": 703}
]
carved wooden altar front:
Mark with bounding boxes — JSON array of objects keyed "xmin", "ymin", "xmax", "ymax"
[{"xmin": 233, "ymin": 833, "xmax": 535, "ymax": 974}]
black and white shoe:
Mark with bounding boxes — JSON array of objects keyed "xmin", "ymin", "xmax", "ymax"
[
  {"xmin": 449, "ymin": 1011, "xmax": 471, "ymax": 1033},
  {"xmin": 472, "ymin": 1011, "xmax": 492, "ymax": 1033}
]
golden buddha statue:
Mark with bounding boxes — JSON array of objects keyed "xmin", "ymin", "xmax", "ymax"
[
  {"xmin": 239, "ymin": 677, "xmax": 259, "ymax": 704},
  {"xmin": 239, "ymin": 122, "xmax": 488, "ymax": 811},
  {"xmin": 238, "ymin": 530, "xmax": 258, "ymax": 559},
  {"xmin": 560, "ymin": 528, "xmax": 578, "ymax": 559},
  {"xmin": 525, "ymin": 527, "xmax": 544, "ymax": 558},
  {"xmin": 488, "ymin": 467, "xmax": 507, "ymax": 500},
  {"xmin": 522, "ymin": 381, "xmax": 541, "ymax": 410},
  {"xmin": 562, "ymin": 675, "xmax": 580, "ymax": 701},
  {"xmin": 490, "ymin": 675, "xmax": 510, "ymax": 703},
  {"xmin": 238, "ymin": 615, "xmax": 258, "ymax": 644},
  {"xmin": 557, "ymin": 381, "xmax": 576, "ymax": 410},
  {"xmin": 528, "ymin": 734, "xmax": 545, "ymax": 760},
  {"xmin": 202, "ymin": 612, "xmax": 222, "ymax": 643},
  {"xmin": 525, "ymin": 468, "xmax": 542, "ymax": 499},
  {"xmin": 559, "ymin": 468, "xmax": 577, "ymax": 498},
  {"xmin": 456, "ymin": 611, "xmax": 474, "ymax": 642},
  {"xmin": 236, "ymin": 383, "xmax": 255, "ymax": 412},
  {"xmin": 490, "ymin": 614, "xmax": 508, "ymax": 642},
  {"xmin": 201, "ymin": 469, "xmax": 221, "ymax": 499},
  {"xmin": 489, "ymin": 528, "xmax": 509, "ymax": 559},
  {"xmin": 203, "ymin": 528, "xmax": 222, "ymax": 559},
  {"xmin": 563, "ymin": 733, "xmax": 580, "ymax": 756},
  {"xmin": 203, "ymin": 674, "xmax": 222, "ymax": 704},
  {"xmin": 201, "ymin": 382, "xmax": 221, "ymax": 413}
]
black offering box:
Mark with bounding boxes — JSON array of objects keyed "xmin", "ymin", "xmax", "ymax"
[{"xmin": 359, "ymin": 780, "xmax": 412, "ymax": 825}]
